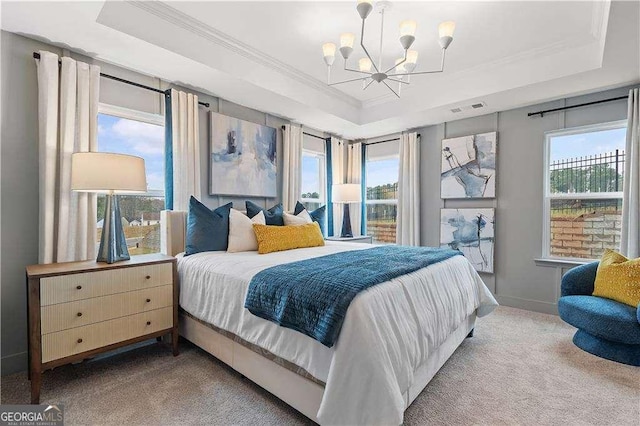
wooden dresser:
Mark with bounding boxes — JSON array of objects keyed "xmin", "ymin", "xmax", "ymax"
[{"xmin": 26, "ymin": 253, "xmax": 178, "ymax": 404}]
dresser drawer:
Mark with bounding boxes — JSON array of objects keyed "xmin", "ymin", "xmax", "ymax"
[
  {"xmin": 40, "ymin": 263, "xmax": 173, "ymax": 306},
  {"xmin": 40, "ymin": 285, "xmax": 173, "ymax": 335},
  {"xmin": 41, "ymin": 307, "xmax": 173, "ymax": 363}
]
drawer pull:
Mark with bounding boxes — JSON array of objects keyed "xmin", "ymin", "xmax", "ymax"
[
  {"xmin": 146, "ymin": 321, "xmax": 151, "ymax": 326},
  {"xmin": 77, "ymin": 338, "xmax": 83, "ymax": 344},
  {"xmin": 146, "ymin": 298, "xmax": 151, "ymax": 303},
  {"xmin": 145, "ymin": 275, "xmax": 151, "ymax": 280},
  {"xmin": 76, "ymin": 285, "xmax": 82, "ymax": 290},
  {"xmin": 77, "ymin": 312, "xmax": 83, "ymax": 317}
]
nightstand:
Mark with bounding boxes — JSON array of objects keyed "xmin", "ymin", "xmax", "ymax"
[
  {"xmin": 325, "ymin": 235, "xmax": 373, "ymax": 244},
  {"xmin": 26, "ymin": 253, "xmax": 178, "ymax": 404}
]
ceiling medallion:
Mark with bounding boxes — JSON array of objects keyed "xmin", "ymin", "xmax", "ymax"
[{"xmin": 321, "ymin": 0, "xmax": 456, "ymax": 98}]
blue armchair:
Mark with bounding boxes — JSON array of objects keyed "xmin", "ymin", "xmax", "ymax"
[{"xmin": 558, "ymin": 262, "xmax": 640, "ymax": 366}]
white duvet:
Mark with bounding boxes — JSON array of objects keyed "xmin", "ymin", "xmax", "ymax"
[{"xmin": 178, "ymin": 242, "xmax": 498, "ymax": 425}]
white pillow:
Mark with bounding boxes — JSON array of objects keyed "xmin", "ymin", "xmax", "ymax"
[
  {"xmin": 227, "ymin": 208, "xmax": 265, "ymax": 252},
  {"xmin": 283, "ymin": 209, "xmax": 312, "ymax": 226}
]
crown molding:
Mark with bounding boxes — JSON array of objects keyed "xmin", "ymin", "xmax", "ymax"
[{"xmin": 127, "ymin": 1, "xmax": 362, "ymax": 108}]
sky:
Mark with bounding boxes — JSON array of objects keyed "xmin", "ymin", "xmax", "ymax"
[
  {"xmin": 550, "ymin": 127, "xmax": 626, "ymax": 163},
  {"xmin": 366, "ymin": 158, "xmax": 399, "ymax": 187},
  {"xmin": 98, "ymin": 114, "xmax": 165, "ymax": 192},
  {"xmin": 301, "ymin": 155, "xmax": 320, "ymax": 195}
]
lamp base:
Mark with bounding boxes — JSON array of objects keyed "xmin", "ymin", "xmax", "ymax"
[
  {"xmin": 97, "ymin": 193, "xmax": 130, "ymax": 264},
  {"xmin": 340, "ymin": 204, "xmax": 353, "ymax": 238}
]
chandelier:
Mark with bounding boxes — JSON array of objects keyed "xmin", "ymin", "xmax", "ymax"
[{"xmin": 321, "ymin": 0, "xmax": 456, "ymax": 98}]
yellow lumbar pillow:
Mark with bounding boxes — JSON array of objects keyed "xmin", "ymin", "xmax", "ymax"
[
  {"xmin": 253, "ymin": 222, "xmax": 325, "ymax": 254},
  {"xmin": 593, "ymin": 249, "xmax": 640, "ymax": 307}
]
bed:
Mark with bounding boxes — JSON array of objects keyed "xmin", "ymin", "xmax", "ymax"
[{"xmin": 161, "ymin": 210, "xmax": 498, "ymax": 425}]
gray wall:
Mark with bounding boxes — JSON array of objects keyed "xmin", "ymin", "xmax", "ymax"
[
  {"xmin": 0, "ymin": 31, "xmax": 294, "ymax": 375},
  {"xmin": 417, "ymin": 86, "xmax": 632, "ymax": 314}
]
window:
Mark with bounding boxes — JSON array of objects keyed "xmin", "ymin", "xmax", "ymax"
[
  {"xmin": 365, "ymin": 142, "xmax": 399, "ymax": 244},
  {"xmin": 544, "ymin": 121, "xmax": 626, "ymax": 260},
  {"xmin": 97, "ymin": 104, "xmax": 165, "ymax": 255},
  {"xmin": 300, "ymin": 134, "xmax": 327, "ymax": 211}
]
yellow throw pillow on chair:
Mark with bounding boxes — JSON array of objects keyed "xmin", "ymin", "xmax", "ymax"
[
  {"xmin": 593, "ymin": 249, "xmax": 640, "ymax": 307},
  {"xmin": 253, "ymin": 222, "xmax": 325, "ymax": 254}
]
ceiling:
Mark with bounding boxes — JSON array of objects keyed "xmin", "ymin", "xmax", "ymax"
[{"xmin": 2, "ymin": 1, "xmax": 639, "ymax": 139}]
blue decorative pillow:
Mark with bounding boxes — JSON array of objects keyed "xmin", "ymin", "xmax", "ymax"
[
  {"xmin": 246, "ymin": 201, "xmax": 284, "ymax": 226},
  {"xmin": 185, "ymin": 197, "xmax": 232, "ymax": 256},
  {"xmin": 295, "ymin": 201, "xmax": 326, "ymax": 236}
]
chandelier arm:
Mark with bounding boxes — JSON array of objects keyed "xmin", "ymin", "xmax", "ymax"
[
  {"xmin": 360, "ymin": 18, "xmax": 380, "ymax": 73},
  {"xmin": 382, "ymin": 80, "xmax": 400, "ymax": 98},
  {"xmin": 387, "ymin": 77, "xmax": 410, "ymax": 85},
  {"xmin": 384, "ymin": 49, "xmax": 408, "ymax": 75},
  {"xmin": 389, "ymin": 49, "xmax": 447, "ymax": 77},
  {"xmin": 328, "ymin": 76, "xmax": 370, "ymax": 86},
  {"xmin": 363, "ymin": 79, "xmax": 375, "ymax": 90}
]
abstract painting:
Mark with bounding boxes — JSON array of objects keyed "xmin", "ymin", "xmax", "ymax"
[
  {"xmin": 210, "ymin": 112, "xmax": 277, "ymax": 197},
  {"xmin": 440, "ymin": 208, "xmax": 495, "ymax": 273},
  {"xmin": 441, "ymin": 132, "xmax": 497, "ymax": 199}
]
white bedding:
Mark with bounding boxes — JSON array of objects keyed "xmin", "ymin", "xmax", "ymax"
[{"xmin": 178, "ymin": 242, "xmax": 498, "ymax": 425}]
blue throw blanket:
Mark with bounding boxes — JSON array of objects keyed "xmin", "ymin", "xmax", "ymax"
[{"xmin": 244, "ymin": 246, "xmax": 461, "ymax": 347}]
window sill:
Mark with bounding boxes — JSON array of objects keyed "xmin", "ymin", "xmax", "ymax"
[{"xmin": 534, "ymin": 258, "xmax": 591, "ymax": 268}]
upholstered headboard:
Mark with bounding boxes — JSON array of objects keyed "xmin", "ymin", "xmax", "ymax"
[{"xmin": 160, "ymin": 210, "xmax": 187, "ymax": 257}]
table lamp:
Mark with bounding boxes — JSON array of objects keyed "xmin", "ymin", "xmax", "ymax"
[
  {"xmin": 332, "ymin": 183, "xmax": 362, "ymax": 238},
  {"xmin": 71, "ymin": 152, "xmax": 147, "ymax": 263}
]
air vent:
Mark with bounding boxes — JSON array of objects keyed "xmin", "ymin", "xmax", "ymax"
[{"xmin": 450, "ymin": 102, "xmax": 486, "ymax": 113}]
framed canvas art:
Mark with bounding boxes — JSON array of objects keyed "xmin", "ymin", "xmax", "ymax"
[
  {"xmin": 441, "ymin": 132, "xmax": 497, "ymax": 199},
  {"xmin": 440, "ymin": 208, "xmax": 495, "ymax": 273},
  {"xmin": 210, "ymin": 111, "xmax": 277, "ymax": 197}
]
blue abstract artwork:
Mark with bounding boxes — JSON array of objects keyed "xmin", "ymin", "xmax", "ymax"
[
  {"xmin": 210, "ymin": 112, "xmax": 277, "ymax": 197},
  {"xmin": 441, "ymin": 132, "xmax": 497, "ymax": 199},
  {"xmin": 440, "ymin": 208, "xmax": 495, "ymax": 273}
]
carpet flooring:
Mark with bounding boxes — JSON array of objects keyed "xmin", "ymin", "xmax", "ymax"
[{"xmin": 1, "ymin": 306, "xmax": 638, "ymax": 425}]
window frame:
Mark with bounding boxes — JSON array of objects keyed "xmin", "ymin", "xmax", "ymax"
[
  {"xmin": 542, "ymin": 120, "xmax": 626, "ymax": 261},
  {"xmin": 98, "ymin": 103, "xmax": 165, "ymax": 198},
  {"xmin": 300, "ymin": 149, "xmax": 326, "ymax": 208},
  {"xmin": 364, "ymin": 153, "xmax": 400, "ymax": 242}
]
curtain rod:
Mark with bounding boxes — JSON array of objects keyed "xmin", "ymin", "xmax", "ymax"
[
  {"xmin": 363, "ymin": 134, "xmax": 421, "ymax": 146},
  {"xmin": 527, "ymin": 95, "xmax": 628, "ymax": 117},
  {"xmin": 33, "ymin": 52, "xmax": 210, "ymax": 108},
  {"xmin": 280, "ymin": 126, "xmax": 329, "ymax": 141}
]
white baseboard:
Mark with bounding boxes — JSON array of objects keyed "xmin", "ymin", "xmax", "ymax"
[{"xmin": 495, "ymin": 295, "xmax": 558, "ymax": 315}]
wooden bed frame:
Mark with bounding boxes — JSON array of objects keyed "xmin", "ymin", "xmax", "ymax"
[{"xmin": 160, "ymin": 210, "xmax": 476, "ymax": 424}]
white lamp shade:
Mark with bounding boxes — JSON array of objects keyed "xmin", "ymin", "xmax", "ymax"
[
  {"xmin": 399, "ymin": 20, "xmax": 417, "ymax": 37},
  {"xmin": 340, "ymin": 33, "xmax": 355, "ymax": 49},
  {"xmin": 322, "ymin": 42, "xmax": 336, "ymax": 58},
  {"xmin": 406, "ymin": 50, "xmax": 419, "ymax": 65},
  {"xmin": 71, "ymin": 152, "xmax": 147, "ymax": 193},
  {"xmin": 359, "ymin": 57, "xmax": 372, "ymax": 72},
  {"xmin": 332, "ymin": 183, "xmax": 362, "ymax": 203},
  {"xmin": 439, "ymin": 21, "xmax": 456, "ymax": 38}
]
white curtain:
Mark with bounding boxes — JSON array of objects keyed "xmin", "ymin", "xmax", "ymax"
[
  {"xmin": 331, "ymin": 136, "xmax": 345, "ymax": 236},
  {"xmin": 621, "ymin": 88, "xmax": 639, "ymax": 258},
  {"xmin": 347, "ymin": 142, "xmax": 363, "ymax": 236},
  {"xmin": 396, "ymin": 132, "xmax": 421, "ymax": 246},
  {"xmin": 282, "ymin": 124, "xmax": 303, "ymax": 211},
  {"xmin": 171, "ymin": 89, "xmax": 201, "ymax": 211},
  {"xmin": 37, "ymin": 51, "xmax": 99, "ymax": 263}
]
